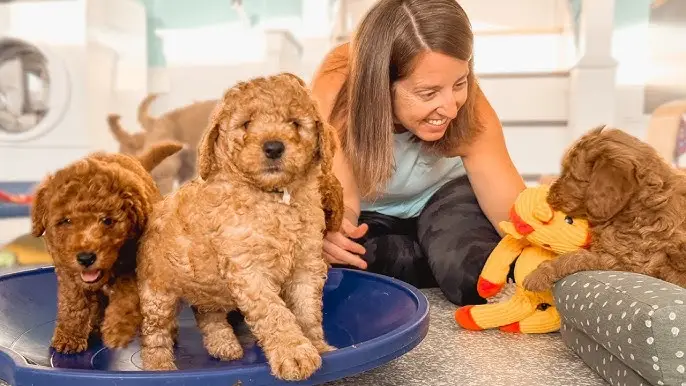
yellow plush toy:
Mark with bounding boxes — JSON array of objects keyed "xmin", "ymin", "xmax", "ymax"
[{"xmin": 454, "ymin": 185, "xmax": 591, "ymax": 333}]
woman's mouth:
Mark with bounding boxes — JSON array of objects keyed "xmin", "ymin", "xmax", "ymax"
[
  {"xmin": 81, "ymin": 269, "xmax": 103, "ymax": 283},
  {"xmin": 426, "ymin": 118, "xmax": 448, "ymax": 126}
]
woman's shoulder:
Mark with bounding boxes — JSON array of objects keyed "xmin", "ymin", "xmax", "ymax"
[
  {"xmin": 311, "ymin": 42, "xmax": 350, "ymax": 88},
  {"xmin": 310, "ymin": 42, "xmax": 351, "ymax": 122}
]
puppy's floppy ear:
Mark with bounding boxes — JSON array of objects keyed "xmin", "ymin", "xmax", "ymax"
[
  {"xmin": 123, "ymin": 191, "xmax": 151, "ymax": 234},
  {"xmin": 316, "ymin": 121, "xmax": 338, "ymax": 174},
  {"xmin": 30, "ymin": 176, "xmax": 53, "ymax": 237},
  {"xmin": 197, "ymin": 102, "xmax": 225, "ymax": 180},
  {"xmin": 586, "ymin": 158, "xmax": 636, "ymax": 223}
]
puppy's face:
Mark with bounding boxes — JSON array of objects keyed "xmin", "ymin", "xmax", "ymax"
[
  {"xmin": 198, "ymin": 73, "xmax": 333, "ymax": 191},
  {"xmin": 31, "ymin": 160, "xmax": 147, "ymax": 290},
  {"xmin": 548, "ymin": 126, "xmax": 663, "ymax": 224}
]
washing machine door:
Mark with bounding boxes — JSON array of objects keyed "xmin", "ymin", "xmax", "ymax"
[{"xmin": 0, "ymin": 36, "xmax": 70, "ymax": 142}]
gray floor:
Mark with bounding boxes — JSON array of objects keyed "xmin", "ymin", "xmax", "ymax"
[
  {"xmin": 0, "ymin": 266, "xmax": 607, "ymax": 386},
  {"xmin": 327, "ymin": 289, "xmax": 606, "ymax": 386}
]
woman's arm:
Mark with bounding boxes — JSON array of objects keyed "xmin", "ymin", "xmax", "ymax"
[
  {"xmin": 310, "ymin": 44, "xmax": 369, "ymax": 269},
  {"xmin": 462, "ymin": 84, "xmax": 526, "ymax": 233},
  {"xmin": 310, "ymin": 43, "xmax": 361, "ymax": 225}
]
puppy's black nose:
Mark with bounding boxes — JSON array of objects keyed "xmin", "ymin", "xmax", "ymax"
[
  {"xmin": 76, "ymin": 252, "xmax": 97, "ymax": 267},
  {"xmin": 263, "ymin": 141, "xmax": 285, "ymax": 159}
]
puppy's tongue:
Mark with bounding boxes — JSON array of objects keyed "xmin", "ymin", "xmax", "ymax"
[{"xmin": 81, "ymin": 270, "xmax": 102, "ymax": 283}]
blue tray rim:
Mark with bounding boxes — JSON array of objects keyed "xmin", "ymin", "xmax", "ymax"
[{"xmin": 0, "ymin": 266, "xmax": 430, "ymax": 383}]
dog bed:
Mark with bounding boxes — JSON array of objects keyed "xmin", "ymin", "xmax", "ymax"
[{"xmin": 554, "ymin": 271, "xmax": 686, "ymax": 386}]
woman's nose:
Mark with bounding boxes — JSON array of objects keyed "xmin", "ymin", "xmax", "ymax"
[{"xmin": 436, "ymin": 92, "xmax": 458, "ymax": 119}]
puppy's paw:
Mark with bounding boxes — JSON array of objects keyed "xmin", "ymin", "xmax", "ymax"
[
  {"xmin": 203, "ymin": 328, "xmax": 244, "ymax": 361},
  {"xmin": 101, "ymin": 316, "xmax": 139, "ymax": 349},
  {"xmin": 269, "ymin": 339, "xmax": 322, "ymax": 381},
  {"xmin": 141, "ymin": 347, "xmax": 177, "ymax": 371},
  {"xmin": 102, "ymin": 325, "xmax": 137, "ymax": 349},
  {"xmin": 311, "ymin": 339, "xmax": 336, "ymax": 353},
  {"xmin": 523, "ymin": 265, "xmax": 555, "ymax": 292},
  {"xmin": 51, "ymin": 333, "xmax": 89, "ymax": 354}
]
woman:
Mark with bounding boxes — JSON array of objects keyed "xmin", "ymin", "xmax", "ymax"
[{"xmin": 311, "ymin": 0, "xmax": 525, "ymax": 305}]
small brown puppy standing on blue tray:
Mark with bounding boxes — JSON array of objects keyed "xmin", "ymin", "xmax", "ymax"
[{"xmin": 30, "ymin": 141, "xmax": 183, "ymax": 353}]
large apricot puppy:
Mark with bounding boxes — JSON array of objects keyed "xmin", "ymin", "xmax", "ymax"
[
  {"xmin": 31, "ymin": 142, "xmax": 183, "ymax": 353},
  {"xmin": 136, "ymin": 73, "xmax": 341, "ymax": 381}
]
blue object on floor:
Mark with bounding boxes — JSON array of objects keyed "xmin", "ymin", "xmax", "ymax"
[
  {"xmin": 0, "ymin": 267, "xmax": 429, "ymax": 385},
  {"xmin": 0, "ymin": 182, "xmax": 35, "ymax": 219}
]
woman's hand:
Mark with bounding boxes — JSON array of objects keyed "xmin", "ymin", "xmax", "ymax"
[{"xmin": 324, "ymin": 217, "xmax": 369, "ymax": 269}]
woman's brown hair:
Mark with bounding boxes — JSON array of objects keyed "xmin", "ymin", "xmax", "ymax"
[{"xmin": 329, "ymin": 0, "xmax": 480, "ymax": 198}]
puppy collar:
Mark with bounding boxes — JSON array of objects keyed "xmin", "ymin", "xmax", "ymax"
[{"xmin": 270, "ymin": 188, "xmax": 291, "ymax": 205}]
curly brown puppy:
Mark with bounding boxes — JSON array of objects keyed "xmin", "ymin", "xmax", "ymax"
[
  {"xmin": 136, "ymin": 73, "xmax": 341, "ymax": 380},
  {"xmin": 31, "ymin": 141, "xmax": 183, "ymax": 353},
  {"xmin": 524, "ymin": 125, "xmax": 686, "ymax": 291}
]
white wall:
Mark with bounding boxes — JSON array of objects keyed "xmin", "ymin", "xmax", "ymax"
[{"xmin": 139, "ymin": 29, "xmax": 303, "ymax": 121}]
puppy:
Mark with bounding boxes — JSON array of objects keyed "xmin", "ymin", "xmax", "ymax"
[
  {"xmin": 107, "ymin": 95, "xmax": 218, "ymax": 194},
  {"xmin": 31, "ymin": 141, "xmax": 183, "ymax": 353},
  {"xmin": 136, "ymin": 73, "xmax": 341, "ymax": 380},
  {"xmin": 524, "ymin": 126, "xmax": 686, "ymax": 291}
]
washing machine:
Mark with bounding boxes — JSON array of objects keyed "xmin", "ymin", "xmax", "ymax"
[{"xmin": 0, "ymin": 0, "xmax": 147, "ymax": 182}]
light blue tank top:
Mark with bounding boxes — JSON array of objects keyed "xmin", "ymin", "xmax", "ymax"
[{"xmin": 360, "ymin": 131, "xmax": 468, "ymax": 219}]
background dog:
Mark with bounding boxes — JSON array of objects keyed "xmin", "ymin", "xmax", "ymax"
[
  {"xmin": 31, "ymin": 141, "xmax": 182, "ymax": 353},
  {"xmin": 135, "ymin": 73, "xmax": 342, "ymax": 381},
  {"xmin": 523, "ymin": 126, "xmax": 686, "ymax": 291},
  {"xmin": 107, "ymin": 94, "xmax": 218, "ymax": 194}
]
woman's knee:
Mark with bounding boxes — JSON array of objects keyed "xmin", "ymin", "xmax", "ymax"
[{"xmin": 417, "ymin": 175, "xmax": 501, "ymax": 304}]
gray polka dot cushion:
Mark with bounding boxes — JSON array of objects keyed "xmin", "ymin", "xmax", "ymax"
[{"xmin": 553, "ymin": 271, "xmax": 686, "ymax": 386}]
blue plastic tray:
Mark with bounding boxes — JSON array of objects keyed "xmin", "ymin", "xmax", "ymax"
[{"xmin": 0, "ymin": 267, "xmax": 429, "ymax": 385}]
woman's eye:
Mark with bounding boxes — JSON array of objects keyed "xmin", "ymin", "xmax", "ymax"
[
  {"xmin": 564, "ymin": 216, "xmax": 574, "ymax": 225},
  {"xmin": 56, "ymin": 218, "xmax": 71, "ymax": 226},
  {"xmin": 454, "ymin": 81, "xmax": 467, "ymax": 89},
  {"xmin": 101, "ymin": 217, "xmax": 114, "ymax": 226}
]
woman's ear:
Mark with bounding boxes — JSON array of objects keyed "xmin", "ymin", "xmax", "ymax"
[{"xmin": 30, "ymin": 176, "xmax": 53, "ymax": 237}]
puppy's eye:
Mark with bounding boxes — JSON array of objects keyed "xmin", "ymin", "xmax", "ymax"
[
  {"xmin": 290, "ymin": 120, "xmax": 300, "ymax": 129},
  {"xmin": 242, "ymin": 120, "xmax": 251, "ymax": 130},
  {"xmin": 101, "ymin": 217, "xmax": 114, "ymax": 226},
  {"xmin": 56, "ymin": 218, "xmax": 71, "ymax": 226},
  {"xmin": 564, "ymin": 216, "xmax": 574, "ymax": 225}
]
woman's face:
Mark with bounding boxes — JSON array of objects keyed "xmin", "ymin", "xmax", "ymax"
[{"xmin": 392, "ymin": 50, "xmax": 469, "ymax": 142}]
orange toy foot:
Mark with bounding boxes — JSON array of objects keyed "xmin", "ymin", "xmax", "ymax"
[
  {"xmin": 500, "ymin": 322, "xmax": 521, "ymax": 333},
  {"xmin": 454, "ymin": 306, "xmax": 483, "ymax": 331},
  {"xmin": 477, "ymin": 276, "xmax": 503, "ymax": 298}
]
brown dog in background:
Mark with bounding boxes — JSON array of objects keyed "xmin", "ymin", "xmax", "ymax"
[
  {"xmin": 107, "ymin": 94, "xmax": 218, "ymax": 194},
  {"xmin": 31, "ymin": 141, "xmax": 183, "ymax": 353},
  {"xmin": 135, "ymin": 73, "xmax": 343, "ymax": 380},
  {"xmin": 523, "ymin": 126, "xmax": 686, "ymax": 291}
]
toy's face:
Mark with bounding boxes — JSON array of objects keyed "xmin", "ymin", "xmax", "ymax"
[{"xmin": 501, "ymin": 185, "xmax": 591, "ymax": 254}]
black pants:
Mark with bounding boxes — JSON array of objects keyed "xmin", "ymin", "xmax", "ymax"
[{"xmin": 352, "ymin": 175, "xmax": 501, "ymax": 306}]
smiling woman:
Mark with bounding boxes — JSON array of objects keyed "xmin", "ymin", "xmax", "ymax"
[{"xmin": 311, "ymin": 0, "xmax": 525, "ymax": 305}]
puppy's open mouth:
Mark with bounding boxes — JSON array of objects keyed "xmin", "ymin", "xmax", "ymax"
[{"xmin": 81, "ymin": 269, "xmax": 103, "ymax": 283}]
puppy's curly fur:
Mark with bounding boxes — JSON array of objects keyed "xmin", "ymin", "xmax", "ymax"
[
  {"xmin": 31, "ymin": 142, "xmax": 183, "ymax": 353},
  {"xmin": 524, "ymin": 126, "xmax": 686, "ymax": 291},
  {"xmin": 136, "ymin": 73, "xmax": 343, "ymax": 380}
]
